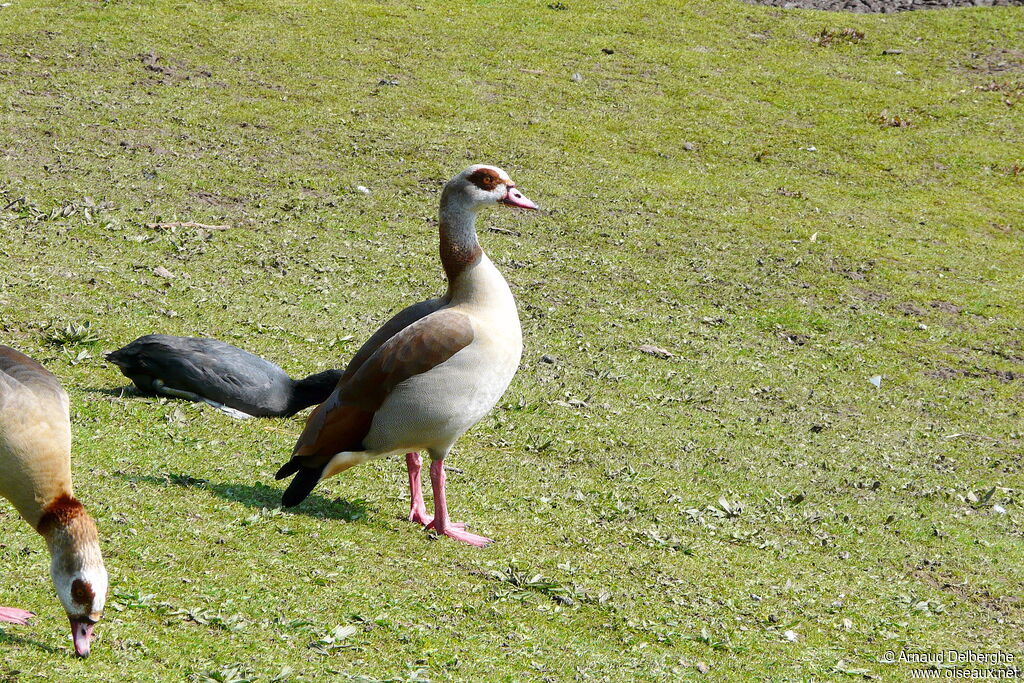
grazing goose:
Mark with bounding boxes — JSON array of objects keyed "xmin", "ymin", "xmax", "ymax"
[
  {"xmin": 0, "ymin": 346, "xmax": 107, "ymax": 657},
  {"xmin": 275, "ymin": 164, "xmax": 537, "ymax": 546},
  {"xmin": 106, "ymin": 335, "xmax": 343, "ymax": 418}
]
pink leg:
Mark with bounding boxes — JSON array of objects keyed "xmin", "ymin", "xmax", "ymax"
[
  {"xmin": 426, "ymin": 459, "xmax": 491, "ymax": 546},
  {"xmin": 0, "ymin": 607, "xmax": 34, "ymax": 625},
  {"xmin": 405, "ymin": 452, "xmax": 433, "ymax": 526},
  {"xmin": 406, "ymin": 453, "xmax": 465, "ymax": 529}
]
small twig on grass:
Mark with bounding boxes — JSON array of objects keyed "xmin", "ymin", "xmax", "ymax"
[
  {"xmin": 146, "ymin": 221, "xmax": 232, "ymax": 230},
  {"xmin": 487, "ymin": 226, "xmax": 520, "ymax": 236}
]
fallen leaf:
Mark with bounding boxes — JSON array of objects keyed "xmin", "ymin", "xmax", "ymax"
[
  {"xmin": 638, "ymin": 344, "xmax": 673, "ymax": 359},
  {"xmin": 332, "ymin": 624, "xmax": 358, "ymax": 640},
  {"xmin": 153, "ymin": 266, "xmax": 175, "ymax": 279}
]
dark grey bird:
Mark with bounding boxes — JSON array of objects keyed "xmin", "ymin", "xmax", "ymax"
[{"xmin": 106, "ymin": 335, "xmax": 342, "ymax": 418}]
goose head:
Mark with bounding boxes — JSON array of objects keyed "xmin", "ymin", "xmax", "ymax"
[
  {"xmin": 447, "ymin": 164, "xmax": 538, "ymax": 212},
  {"xmin": 41, "ymin": 498, "xmax": 108, "ymax": 657}
]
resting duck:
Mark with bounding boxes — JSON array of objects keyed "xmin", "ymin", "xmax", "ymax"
[
  {"xmin": 106, "ymin": 335, "xmax": 343, "ymax": 418},
  {"xmin": 275, "ymin": 164, "xmax": 537, "ymax": 546},
  {"xmin": 0, "ymin": 345, "xmax": 107, "ymax": 657}
]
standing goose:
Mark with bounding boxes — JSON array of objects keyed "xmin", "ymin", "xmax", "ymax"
[
  {"xmin": 0, "ymin": 346, "xmax": 107, "ymax": 657},
  {"xmin": 275, "ymin": 164, "xmax": 537, "ymax": 546},
  {"xmin": 106, "ymin": 335, "xmax": 342, "ymax": 418}
]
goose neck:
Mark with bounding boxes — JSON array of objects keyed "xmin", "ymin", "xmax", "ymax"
[{"xmin": 439, "ymin": 189, "xmax": 483, "ymax": 284}]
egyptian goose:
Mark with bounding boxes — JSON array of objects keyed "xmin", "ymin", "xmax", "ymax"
[
  {"xmin": 0, "ymin": 346, "xmax": 107, "ymax": 657},
  {"xmin": 106, "ymin": 335, "xmax": 342, "ymax": 418},
  {"xmin": 275, "ymin": 164, "xmax": 537, "ymax": 546}
]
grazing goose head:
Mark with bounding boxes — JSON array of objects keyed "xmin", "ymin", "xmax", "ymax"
[
  {"xmin": 39, "ymin": 495, "xmax": 107, "ymax": 657},
  {"xmin": 445, "ymin": 164, "xmax": 538, "ymax": 213}
]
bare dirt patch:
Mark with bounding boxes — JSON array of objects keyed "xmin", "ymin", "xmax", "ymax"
[
  {"xmin": 895, "ymin": 302, "xmax": 926, "ymax": 316},
  {"xmin": 925, "ymin": 367, "xmax": 1019, "ymax": 382},
  {"xmin": 778, "ymin": 330, "xmax": 811, "ymax": 345},
  {"xmin": 852, "ymin": 287, "xmax": 889, "ymax": 304},
  {"xmin": 966, "ymin": 49, "xmax": 1024, "ymax": 74},
  {"xmin": 912, "ymin": 566, "xmax": 1022, "ymax": 619},
  {"xmin": 135, "ymin": 52, "xmax": 213, "ymax": 83},
  {"xmin": 190, "ymin": 191, "xmax": 244, "ymax": 208},
  {"xmin": 930, "ymin": 300, "xmax": 963, "ymax": 314}
]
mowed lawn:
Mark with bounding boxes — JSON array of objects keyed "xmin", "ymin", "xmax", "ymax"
[{"xmin": 1, "ymin": 0, "xmax": 1022, "ymax": 680}]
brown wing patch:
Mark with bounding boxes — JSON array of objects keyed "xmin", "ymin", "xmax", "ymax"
[
  {"xmin": 0, "ymin": 345, "xmax": 47, "ymax": 373},
  {"xmin": 292, "ymin": 402, "xmax": 374, "ymax": 461},
  {"xmin": 0, "ymin": 345, "xmax": 60, "ymax": 390},
  {"xmin": 338, "ymin": 298, "xmax": 446, "ymax": 384},
  {"xmin": 467, "ymin": 167, "xmax": 504, "ymax": 191},
  {"xmin": 291, "ymin": 310, "xmax": 474, "ymax": 461},
  {"xmin": 342, "ymin": 309, "xmax": 474, "ymax": 408}
]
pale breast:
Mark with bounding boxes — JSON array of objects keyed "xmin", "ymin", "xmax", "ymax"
[
  {"xmin": 362, "ymin": 316, "xmax": 522, "ymax": 454},
  {"xmin": 360, "ymin": 251, "xmax": 523, "ymax": 455}
]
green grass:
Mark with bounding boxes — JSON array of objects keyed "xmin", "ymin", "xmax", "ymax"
[{"xmin": 1, "ymin": 0, "xmax": 1022, "ymax": 680}]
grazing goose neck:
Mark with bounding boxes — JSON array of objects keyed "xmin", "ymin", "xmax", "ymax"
[
  {"xmin": 38, "ymin": 496, "xmax": 107, "ymax": 640},
  {"xmin": 438, "ymin": 185, "xmax": 483, "ymax": 288},
  {"xmin": 42, "ymin": 511, "xmax": 102, "ymax": 568}
]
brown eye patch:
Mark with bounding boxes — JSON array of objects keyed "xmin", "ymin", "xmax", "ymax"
[
  {"xmin": 467, "ymin": 168, "xmax": 504, "ymax": 191},
  {"xmin": 71, "ymin": 579, "xmax": 94, "ymax": 605}
]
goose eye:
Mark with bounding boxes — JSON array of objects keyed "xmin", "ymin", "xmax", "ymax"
[{"xmin": 71, "ymin": 579, "xmax": 94, "ymax": 604}]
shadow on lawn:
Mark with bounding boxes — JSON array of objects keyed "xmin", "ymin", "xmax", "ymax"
[
  {"xmin": 80, "ymin": 385, "xmax": 147, "ymax": 397},
  {"xmin": 0, "ymin": 629, "xmax": 62, "ymax": 655},
  {"xmin": 115, "ymin": 472, "xmax": 368, "ymax": 522}
]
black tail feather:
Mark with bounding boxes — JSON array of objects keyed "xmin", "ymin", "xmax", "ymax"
[
  {"xmin": 280, "ymin": 466, "xmax": 322, "ymax": 507},
  {"xmin": 275, "ymin": 458, "xmax": 301, "ymax": 480}
]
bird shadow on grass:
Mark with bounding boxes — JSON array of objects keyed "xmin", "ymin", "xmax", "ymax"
[
  {"xmin": 80, "ymin": 385, "xmax": 166, "ymax": 406},
  {"xmin": 114, "ymin": 472, "xmax": 369, "ymax": 522},
  {"xmin": 80, "ymin": 385, "xmax": 146, "ymax": 397},
  {"xmin": 81, "ymin": 385, "xmax": 177, "ymax": 402},
  {"xmin": 0, "ymin": 629, "xmax": 62, "ymax": 655}
]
